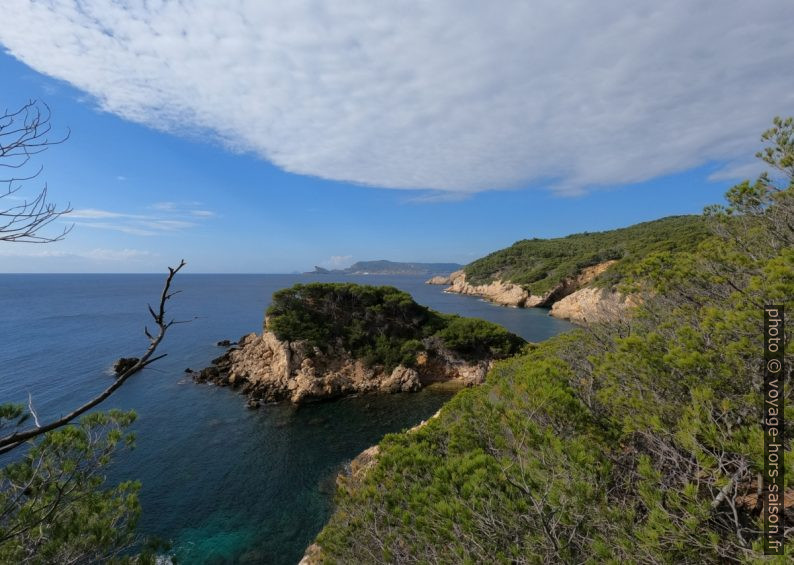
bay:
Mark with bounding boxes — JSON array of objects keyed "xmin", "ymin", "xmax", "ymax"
[{"xmin": 0, "ymin": 273, "xmax": 572, "ymax": 563}]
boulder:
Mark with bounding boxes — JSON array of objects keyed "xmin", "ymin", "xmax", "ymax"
[{"xmin": 113, "ymin": 357, "xmax": 139, "ymax": 376}]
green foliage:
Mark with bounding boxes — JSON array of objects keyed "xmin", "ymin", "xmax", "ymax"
[
  {"xmin": 314, "ymin": 119, "xmax": 794, "ymax": 563},
  {"xmin": 266, "ymin": 282, "xmax": 524, "ymax": 370},
  {"xmin": 435, "ymin": 316, "xmax": 525, "ymax": 361},
  {"xmin": 464, "ymin": 215, "xmax": 709, "ymax": 295},
  {"xmin": 0, "ymin": 404, "xmax": 29, "ymax": 432},
  {"xmin": 0, "ymin": 410, "xmax": 157, "ymax": 564}
]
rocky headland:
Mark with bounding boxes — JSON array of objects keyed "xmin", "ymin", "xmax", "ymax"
[
  {"xmin": 428, "ymin": 216, "xmax": 709, "ymax": 324},
  {"xmin": 429, "ymin": 260, "xmax": 635, "ymax": 324}
]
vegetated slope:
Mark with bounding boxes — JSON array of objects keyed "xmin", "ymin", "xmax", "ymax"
[
  {"xmin": 464, "ymin": 215, "xmax": 709, "ymax": 295},
  {"xmin": 266, "ymin": 283, "xmax": 524, "ymax": 370},
  {"xmin": 310, "ymin": 120, "xmax": 794, "ymax": 563}
]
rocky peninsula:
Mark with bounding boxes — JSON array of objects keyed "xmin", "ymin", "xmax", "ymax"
[
  {"xmin": 195, "ymin": 282, "xmax": 524, "ymax": 404},
  {"xmin": 427, "ymin": 216, "xmax": 709, "ymax": 323},
  {"xmin": 429, "ymin": 260, "xmax": 634, "ymax": 323}
]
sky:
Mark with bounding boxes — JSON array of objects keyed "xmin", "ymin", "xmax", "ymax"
[{"xmin": 1, "ymin": 1, "xmax": 793, "ymax": 273}]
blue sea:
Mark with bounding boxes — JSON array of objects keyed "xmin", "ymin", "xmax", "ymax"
[{"xmin": 0, "ymin": 274, "xmax": 572, "ymax": 564}]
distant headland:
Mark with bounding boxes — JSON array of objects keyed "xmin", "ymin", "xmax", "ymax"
[{"xmin": 307, "ymin": 260, "xmax": 462, "ymax": 276}]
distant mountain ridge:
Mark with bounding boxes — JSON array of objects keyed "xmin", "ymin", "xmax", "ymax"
[{"xmin": 308, "ymin": 260, "xmax": 462, "ymax": 276}]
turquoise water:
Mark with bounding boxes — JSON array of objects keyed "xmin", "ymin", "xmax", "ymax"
[{"xmin": 0, "ymin": 274, "xmax": 571, "ymax": 563}]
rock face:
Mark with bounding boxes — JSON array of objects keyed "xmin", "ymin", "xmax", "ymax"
[
  {"xmin": 443, "ymin": 270, "xmax": 541, "ymax": 307},
  {"xmin": 425, "ymin": 274, "xmax": 452, "ymax": 285},
  {"xmin": 437, "ymin": 261, "xmax": 635, "ymax": 324},
  {"xmin": 550, "ymin": 287, "xmax": 640, "ymax": 324},
  {"xmin": 194, "ymin": 332, "xmax": 492, "ymax": 404}
]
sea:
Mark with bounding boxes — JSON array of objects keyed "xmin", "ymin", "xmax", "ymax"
[{"xmin": 0, "ymin": 274, "xmax": 572, "ymax": 564}]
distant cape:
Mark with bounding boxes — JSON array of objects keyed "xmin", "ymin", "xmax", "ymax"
[{"xmin": 307, "ymin": 260, "xmax": 462, "ymax": 276}]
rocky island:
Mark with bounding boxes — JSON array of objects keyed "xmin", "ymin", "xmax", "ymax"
[{"xmin": 195, "ymin": 282, "xmax": 524, "ymax": 404}]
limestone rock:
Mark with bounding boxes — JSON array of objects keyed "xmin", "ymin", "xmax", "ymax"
[
  {"xmin": 549, "ymin": 286, "xmax": 639, "ymax": 324},
  {"xmin": 443, "ymin": 270, "xmax": 539, "ymax": 307},
  {"xmin": 298, "ymin": 543, "xmax": 324, "ymax": 565},
  {"xmin": 441, "ymin": 260, "xmax": 634, "ymax": 325},
  {"xmin": 194, "ymin": 330, "xmax": 488, "ymax": 404},
  {"xmin": 425, "ymin": 274, "xmax": 452, "ymax": 285}
]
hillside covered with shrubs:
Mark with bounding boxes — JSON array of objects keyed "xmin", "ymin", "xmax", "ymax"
[
  {"xmin": 311, "ymin": 119, "xmax": 794, "ymax": 563},
  {"xmin": 464, "ymin": 214, "xmax": 709, "ymax": 295}
]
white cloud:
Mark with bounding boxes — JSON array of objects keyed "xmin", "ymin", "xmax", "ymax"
[
  {"xmin": 0, "ymin": 247, "xmax": 152, "ymax": 261},
  {"xmin": 151, "ymin": 202, "xmax": 177, "ymax": 211},
  {"xmin": 75, "ymin": 221, "xmax": 159, "ymax": 237},
  {"xmin": 708, "ymin": 161, "xmax": 768, "ymax": 182},
  {"xmin": 139, "ymin": 219, "xmax": 196, "ymax": 231},
  {"xmin": 67, "ymin": 204, "xmax": 211, "ymax": 236},
  {"xmin": 69, "ymin": 208, "xmax": 129, "ymax": 219},
  {"xmin": 84, "ymin": 248, "xmax": 153, "ymax": 261},
  {"xmin": 2, "ymin": 2, "xmax": 793, "ymax": 194},
  {"xmin": 321, "ymin": 255, "xmax": 354, "ymax": 269}
]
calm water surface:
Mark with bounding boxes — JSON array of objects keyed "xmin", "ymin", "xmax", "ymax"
[{"xmin": 0, "ymin": 274, "xmax": 571, "ymax": 563}]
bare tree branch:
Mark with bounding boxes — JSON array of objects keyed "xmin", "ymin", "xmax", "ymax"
[
  {"xmin": 0, "ymin": 99, "xmax": 72, "ymax": 243},
  {"xmin": 26, "ymin": 393, "xmax": 41, "ymax": 429},
  {"xmin": 0, "ymin": 260, "xmax": 187, "ymax": 455}
]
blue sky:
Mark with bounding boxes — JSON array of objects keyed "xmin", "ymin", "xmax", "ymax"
[{"xmin": 1, "ymin": 1, "xmax": 792, "ymax": 273}]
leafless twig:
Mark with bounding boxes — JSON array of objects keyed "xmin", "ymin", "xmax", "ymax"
[
  {"xmin": 0, "ymin": 100, "xmax": 72, "ymax": 243},
  {"xmin": 0, "ymin": 260, "xmax": 187, "ymax": 455}
]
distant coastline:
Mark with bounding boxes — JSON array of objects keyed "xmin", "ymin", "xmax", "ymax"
[{"xmin": 306, "ymin": 260, "xmax": 462, "ymax": 276}]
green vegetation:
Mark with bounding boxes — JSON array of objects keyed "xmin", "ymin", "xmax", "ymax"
[
  {"xmin": 0, "ymin": 410, "xmax": 160, "ymax": 563},
  {"xmin": 267, "ymin": 283, "xmax": 524, "ymax": 370},
  {"xmin": 464, "ymin": 214, "xmax": 709, "ymax": 295},
  {"xmin": 314, "ymin": 118, "xmax": 793, "ymax": 563}
]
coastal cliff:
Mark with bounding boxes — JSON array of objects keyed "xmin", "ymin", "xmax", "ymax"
[
  {"xmin": 432, "ymin": 260, "xmax": 631, "ymax": 323},
  {"xmin": 440, "ymin": 269, "xmax": 540, "ymax": 308},
  {"xmin": 195, "ymin": 330, "xmax": 493, "ymax": 404},
  {"xmin": 549, "ymin": 286, "xmax": 640, "ymax": 323}
]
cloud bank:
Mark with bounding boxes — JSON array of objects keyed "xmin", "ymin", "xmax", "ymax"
[{"xmin": 2, "ymin": 1, "xmax": 793, "ymax": 193}]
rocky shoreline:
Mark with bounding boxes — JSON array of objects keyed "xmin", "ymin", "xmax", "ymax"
[
  {"xmin": 428, "ymin": 260, "xmax": 637, "ymax": 324},
  {"xmin": 194, "ymin": 330, "xmax": 493, "ymax": 405}
]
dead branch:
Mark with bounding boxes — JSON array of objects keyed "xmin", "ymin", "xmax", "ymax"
[
  {"xmin": 0, "ymin": 260, "xmax": 187, "ymax": 455},
  {"xmin": 0, "ymin": 99, "xmax": 72, "ymax": 243}
]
